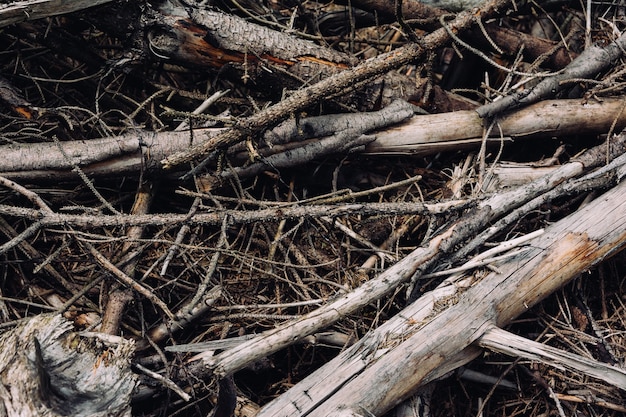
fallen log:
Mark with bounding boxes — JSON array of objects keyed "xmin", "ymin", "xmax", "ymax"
[
  {"xmin": 1, "ymin": 98, "xmax": 624, "ymax": 181},
  {"xmin": 253, "ymin": 150, "xmax": 626, "ymax": 417}
]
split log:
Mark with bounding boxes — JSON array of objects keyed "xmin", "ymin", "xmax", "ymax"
[
  {"xmin": 253, "ymin": 154, "xmax": 626, "ymax": 417},
  {"xmin": 0, "ymin": 314, "xmax": 136, "ymax": 417},
  {"xmin": 478, "ymin": 326, "xmax": 626, "ymax": 389}
]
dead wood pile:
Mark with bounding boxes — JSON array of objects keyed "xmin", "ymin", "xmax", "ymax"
[{"xmin": 1, "ymin": 0, "xmax": 626, "ymax": 416}]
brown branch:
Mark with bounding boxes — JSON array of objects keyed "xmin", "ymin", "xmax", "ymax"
[
  {"xmin": 84, "ymin": 240, "xmax": 175, "ymax": 321},
  {"xmin": 100, "ymin": 181, "xmax": 157, "ymax": 334},
  {"xmin": 0, "ymin": 200, "xmax": 471, "ymax": 228}
]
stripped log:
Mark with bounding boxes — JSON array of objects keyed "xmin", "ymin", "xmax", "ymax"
[{"xmin": 364, "ymin": 97, "xmax": 626, "ymax": 155}]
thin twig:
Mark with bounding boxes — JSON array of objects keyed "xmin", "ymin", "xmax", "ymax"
[
  {"xmin": 0, "ymin": 175, "xmax": 53, "ymax": 212},
  {"xmin": 134, "ymin": 363, "xmax": 191, "ymax": 402},
  {"xmin": 83, "ymin": 241, "xmax": 175, "ymax": 320}
]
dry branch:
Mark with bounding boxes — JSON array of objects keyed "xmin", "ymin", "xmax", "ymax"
[
  {"xmin": 2, "ymin": 1, "xmax": 625, "ymax": 416},
  {"xmin": 478, "ymin": 326, "xmax": 626, "ymax": 389},
  {"xmin": 188, "ymin": 132, "xmax": 626, "ymax": 383},
  {"xmin": 254, "ymin": 162, "xmax": 626, "ymax": 417},
  {"xmin": 0, "ymin": 200, "xmax": 469, "ymax": 228},
  {"xmin": 159, "ymin": 0, "xmax": 513, "ymax": 169}
]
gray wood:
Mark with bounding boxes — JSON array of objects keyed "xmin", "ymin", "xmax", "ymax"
[
  {"xmin": 0, "ymin": 0, "xmax": 114, "ymax": 28},
  {"xmin": 0, "ymin": 314, "xmax": 136, "ymax": 417},
  {"xmin": 255, "ymin": 163, "xmax": 626, "ymax": 417}
]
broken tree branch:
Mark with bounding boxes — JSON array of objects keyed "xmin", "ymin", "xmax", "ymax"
[
  {"xmin": 364, "ymin": 97, "xmax": 626, "ymax": 155},
  {"xmin": 191, "ymin": 131, "xmax": 626, "ymax": 381},
  {"xmin": 478, "ymin": 326, "xmax": 626, "ymax": 390},
  {"xmin": 159, "ymin": 0, "xmax": 514, "ymax": 169},
  {"xmin": 255, "ymin": 165, "xmax": 626, "ymax": 417}
]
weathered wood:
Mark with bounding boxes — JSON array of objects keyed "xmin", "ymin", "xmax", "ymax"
[
  {"xmin": 478, "ymin": 326, "xmax": 626, "ymax": 389},
  {"xmin": 0, "ymin": 314, "xmax": 136, "ymax": 416},
  {"xmin": 197, "ymin": 135, "xmax": 626, "ymax": 382},
  {"xmin": 0, "ymin": 0, "xmax": 114, "ymax": 28},
  {"xmin": 0, "ymin": 98, "xmax": 623, "ymax": 180},
  {"xmin": 255, "ymin": 164, "xmax": 626, "ymax": 417},
  {"xmin": 365, "ymin": 97, "xmax": 626, "ymax": 155}
]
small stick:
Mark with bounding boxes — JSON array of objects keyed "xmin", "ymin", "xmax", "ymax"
[{"xmin": 83, "ymin": 241, "xmax": 174, "ymax": 320}]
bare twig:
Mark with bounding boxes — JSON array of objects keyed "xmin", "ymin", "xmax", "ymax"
[{"xmin": 83, "ymin": 241, "xmax": 174, "ymax": 320}]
